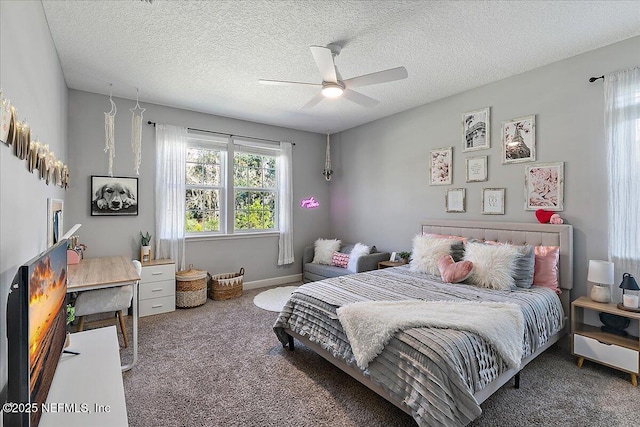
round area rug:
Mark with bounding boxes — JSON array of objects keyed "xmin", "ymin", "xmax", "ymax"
[{"xmin": 253, "ymin": 285, "xmax": 299, "ymax": 312}]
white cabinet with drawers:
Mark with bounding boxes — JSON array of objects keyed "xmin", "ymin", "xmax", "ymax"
[{"xmin": 139, "ymin": 259, "xmax": 175, "ymax": 317}]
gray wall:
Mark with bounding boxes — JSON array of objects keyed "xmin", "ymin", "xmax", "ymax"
[
  {"xmin": 0, "ymin": 1, "xmax": 68, "ymax": 406},
  {"xmin": 66, "ymin": 89, "xmax": 331, "ymax": 283},
  {"xmin": 330, "ymin": 35, "xmax": 640, "ymax": 300}
]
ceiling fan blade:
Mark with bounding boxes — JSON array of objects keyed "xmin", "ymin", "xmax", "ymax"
[
  {"xmin": 300, "ymin": 92, "xmax": 325, "ymax": 110},
  {"xmin": 259, "ymin": 79, "xmax": 320, "ymax": 87},
  {"xmin": 310, "ymin": 46, "xmax": 337, "ymax": 83},
  {"xmin": 342, "ymin": 89, "xmax": 379, "ymax": 108},
  {"xmin": 343, "ymin": 66, "xmax": 408, "ymax": 88}
]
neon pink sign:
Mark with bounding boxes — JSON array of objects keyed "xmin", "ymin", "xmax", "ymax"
[{"xmin": 300, "ymin": 196, "xmax": 320, "ymax": 209}]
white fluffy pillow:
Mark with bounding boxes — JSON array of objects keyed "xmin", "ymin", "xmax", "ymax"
[
  {"xmin": 409, "ymin": 235, "xmax": 457, "ymax": 275},
  {"xmin": 463, "ymin": 242, "xmax": 519, "ymax": 290},
  {"xmin": 312, "ymin": 238, "xmax": 341, "ymax": 265},
  {"xmin": 347, "ymin": 243, "xmax": 371, "ymax": 272}
]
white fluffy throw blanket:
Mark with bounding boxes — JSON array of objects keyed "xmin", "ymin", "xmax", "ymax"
[{"xmin": 336, "ymin": 300, "xmax": 524, "ymax": 370}]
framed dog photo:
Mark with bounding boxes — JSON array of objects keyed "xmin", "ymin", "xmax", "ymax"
[
  {"xmin": 91, "ymin": 175, "xmax": 139, "ymax": 216},
  {"xmin": 462, "ymin": 107, "xmax": 490, "ymax": 152}
]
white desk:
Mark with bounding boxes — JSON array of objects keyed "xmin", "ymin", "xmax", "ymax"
[
  {"xmin": 39, "ymin": 327, "xmax": 128, "ymax": 427},
  {"xmin": 67, "ymin": 256, "xmax": 140, "ymax": 371}
]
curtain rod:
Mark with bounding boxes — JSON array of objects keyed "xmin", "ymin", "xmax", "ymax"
[
  {"xmin": 589, "ymin": 75, "xmax": 604, "ymax": 83},
  {"xmin": 146, "ymin": 121, "xmax": 294, "ymax": 145}
]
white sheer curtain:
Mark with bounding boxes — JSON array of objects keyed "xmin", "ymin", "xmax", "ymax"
[
  {"xmin": 606, "ymin": 67, "xmax": 640, "ymax": 276},
  {"xmin": 277, "ymin": 142, "xmax": 294, "ymax": 265},
  {"xmin": 155, "ymin": 124, "xmax": 188, "ymax": 270}
]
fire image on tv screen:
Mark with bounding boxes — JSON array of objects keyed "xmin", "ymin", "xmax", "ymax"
[{"xmin": 28, "ymin": 243, "xmax": 67, "ymax": 426}]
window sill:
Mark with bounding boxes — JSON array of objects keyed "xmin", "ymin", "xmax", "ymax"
[{"xmin": 186, "ymin": 231, "xmax": 279, "ymax": 242}]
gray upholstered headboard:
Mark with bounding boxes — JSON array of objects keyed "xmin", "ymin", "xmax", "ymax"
[{"xmin": 420, "ymin": 220, "xmax": 573, "ymax": 315}]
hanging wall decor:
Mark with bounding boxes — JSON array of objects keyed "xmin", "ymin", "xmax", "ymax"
[
  {"xmin": 0, "ymin": 90, "xmax": 70, "ymax": 189},
  {"xmin": 104, "ymin": 85, "xmax": 117, "ymax": 177},
  {"xmin": 323, "ymin": 133, "xmax": 333, "ymax": 181},
  {"xmin": 1, "ymin": 91, "xmax": 12, "ymax": 143},
  {"xmin": 130, "ymin": 89, "xmax": 145, "ymax": 175}
]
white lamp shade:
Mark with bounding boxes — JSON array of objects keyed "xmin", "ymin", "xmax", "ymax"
[{"xmin": 587, "ymin": 260, "xmax": 614, "ymax": 285}]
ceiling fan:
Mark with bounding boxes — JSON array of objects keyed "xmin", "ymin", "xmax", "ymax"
[{"xmin": 259, "ymin": 43, "xmax": 408, "ymax": 109}]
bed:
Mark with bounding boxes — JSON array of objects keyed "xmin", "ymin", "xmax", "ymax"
[{"xmin": 274, "ymin": 220, "xmax": 573, "ymax": 426}]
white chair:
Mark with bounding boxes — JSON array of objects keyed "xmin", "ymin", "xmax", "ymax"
[{"xmin": 74, "ymin": 260, "xmax": 141, "ymax": 348}]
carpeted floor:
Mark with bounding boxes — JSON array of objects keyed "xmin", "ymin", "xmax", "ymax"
[{"xmin": 113, "ymin": 286, "xmax": 640, "ymax": 426}]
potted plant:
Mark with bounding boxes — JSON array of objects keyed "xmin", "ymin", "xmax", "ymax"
[
  {"xmin": 140, "ymin": 231, "xmax": 152, "ymax": 262},
  {"xmin": 398, "ymin": 251, "xmax": 411, "ymax": 264},
  {"xmin": 65, "ymin": 303, "xmax": 75, "ymax": 348}
]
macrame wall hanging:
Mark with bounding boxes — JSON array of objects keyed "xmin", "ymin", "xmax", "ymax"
[
  {"xmin": 323, "ymin": 132, "xmax": 333, "ymax": 181},
  {"xmin": 130, "ymin": 89, "xmax": 145, "ymax": 175},
  {"xmin": 0, "ymin": 89, "xmax": 70, "ymax": 188},
  {"xmin": 104, "ymin": 84, "xmax": 117, "ymax": 177}
]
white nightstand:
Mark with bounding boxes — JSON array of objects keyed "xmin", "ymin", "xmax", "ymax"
[
  {"xmin": 571, "ymin": 296, "xmax": 640, "ymax": 386},
  {"xmin": 139, "ymin": 259, "xmax": 175, "ymax": 317}
]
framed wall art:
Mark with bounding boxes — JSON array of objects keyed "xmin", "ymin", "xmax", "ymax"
[
  {"xmin": 502, "ymin": 115, "xmax": 536, "ymax": 164},
  {"xmin": 429, "ymin": 147, "xmax": 452, "ymax": 185},
  {"xmin": 91, "ymin": 175, "xmax": 139, "ymax": 216},
  {"xmin": 482, "ymin": 188, "xmax": 505, "ymax": 215},
  {"xmin": 47, "ymin": 198, "xmax": 64, "ymax": 247},
  {"xmin": 462, "ymin": 107, "xmax": 490, "ymax": 152},
  {"xmin": 465, "ymin": 156, "xmax": 488, "ymax": 182},
  {"xmin": 446, "ymin": 188, "xmax": 466, "ymax": 213},
  {"xmin": 524, "ymin": 162, "xmax": 564, "ymax": 211}
]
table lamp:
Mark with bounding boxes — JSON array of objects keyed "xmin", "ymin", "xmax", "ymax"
[
  {"xmin": 619, "ymin": 273, "xmax": 640, "ymax": 309},
  {"xmin": 588, "ymin": 260, "xmax": 614, "ymax": 303}
]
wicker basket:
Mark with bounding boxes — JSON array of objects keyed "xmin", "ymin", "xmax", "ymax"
[
  {"xmin": 175, "ymin": 264, "xmax": 208, "ymax": 308},
  {"xmin": 210, "ymin": 267, "xmax": 244, "ymax": 300}
]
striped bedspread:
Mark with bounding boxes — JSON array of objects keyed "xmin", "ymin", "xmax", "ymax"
[{"xmin": 273, "ymin": 266, "xmax": 564, "ymax": 427}]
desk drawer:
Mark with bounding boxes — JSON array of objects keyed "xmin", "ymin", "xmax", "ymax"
[
  {"xmin": 139, "ymin": 279, "xmax": 175, "ymax": 300},
  {"xmin": 139, "ymin": 296, "xmax": 175, "ymax": 317},
  {"xmin": 573, "ymin": 334, "xmax": 639, "ymax": 373},
  {"xmin": 141, "ymin": 263, "xmax": 175, "ymax": 284}
]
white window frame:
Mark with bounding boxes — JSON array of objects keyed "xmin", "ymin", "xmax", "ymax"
[
  {"xmin": 232, "ymin": 138, "xmax": 280, "ymax": 234},
  {"xmin": 185, "ymin": 131, "xmax": 228, "ymax": 237},
  {"xmin": 185, "ymin": 133, "xmax": 281, "ymax": 238}
]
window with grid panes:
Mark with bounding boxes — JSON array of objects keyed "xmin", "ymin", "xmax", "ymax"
[
  {"xmin": 233, "ymin": 148, "xmax": 277, "ymax": 231},
  {"xmin": 185, "ymin": 133, "xmax": 226, "ymax": 234}
]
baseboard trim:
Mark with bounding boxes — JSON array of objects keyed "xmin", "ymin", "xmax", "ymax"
[{"xmin": 243, "ymin": 274, "xmax": 302, "ymax": 290}]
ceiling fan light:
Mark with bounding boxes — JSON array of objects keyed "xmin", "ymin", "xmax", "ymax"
[{"xmin": 322, "ymin": 85, "xmax": 343, "ymax": 98}]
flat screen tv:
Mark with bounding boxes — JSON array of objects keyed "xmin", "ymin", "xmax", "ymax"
[{"xmin": 5, "ymin": 240, "xmax": 68, "ymax": 427}]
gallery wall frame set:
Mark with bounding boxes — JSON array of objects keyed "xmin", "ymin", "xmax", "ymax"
[
  {"xmin": 502, "ymin": 115, "xmax": 536, "ymax": 164},
  {"xmin": 429, "ymin": 147, "xmax": 452, "ymax": 185},
  {"xmin": 462, "ymin": 107, "xmax": 490, "ymax": 152},
  {"xmin": 481, "ymin": 188, "xmax": 505, "ymax": 215},
  {"xmin": 446, "ymin": 188, "xmax": 466, "ymax": 213},
  {"xmin": 524, "ymin": 162, "xmax": 564, "ymax": 211},
  {"xmin": 465, "ymin": 156, "xmax": 488, "ymax": 182}
]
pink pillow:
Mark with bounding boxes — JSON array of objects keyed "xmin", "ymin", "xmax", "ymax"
[
  {"xmin": 331, "ymin": 251, "xmax": 350, "ymax": 268},
  {"xmin": 533, "ymin": 246, "xmax": 560, "ymax": 294},
  {"xmin": 437, "ymin": 254, "xmax": 474, "ymax": 284}
]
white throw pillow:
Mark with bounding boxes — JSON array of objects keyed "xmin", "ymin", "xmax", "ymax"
[
  {"xmin": 312, "ymin": 238, "xmax": 341, "ymax": 265},
  {"xmin": 463, "ymin": 242, "xmax": 519, "ymax": 290},
  {"xmin": 409, "ymin": 235, "xmax": 457, "ymax": 275},
  {"xmin": 347, "ymin": 243, "xmax": 371, "ymax": 272}
]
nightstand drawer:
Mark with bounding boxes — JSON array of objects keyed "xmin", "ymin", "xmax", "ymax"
[
  {"xmin": 139, "ymin": 279, "xmax": 174, "ymax": 300},
  {"xmin": 574, "ymin": 334, "xmax": 639, "ymax": 373},
  {"xmin": 141, "ymin": 263, "xmax": 175, "ymax": 283},
  {"xmin": 139, "ymin": 296, "xmax": 175, "ymax": 317}
]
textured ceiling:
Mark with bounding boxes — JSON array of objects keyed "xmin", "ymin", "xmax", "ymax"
[{"xmin": 41, "ymin": 0, "xmax": 640, "ymax": 134}]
